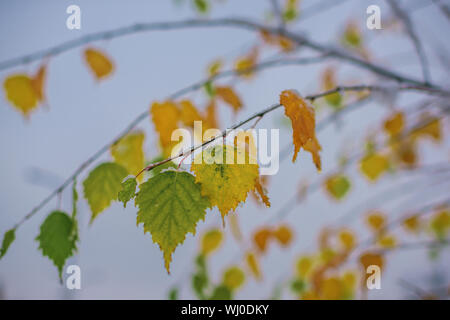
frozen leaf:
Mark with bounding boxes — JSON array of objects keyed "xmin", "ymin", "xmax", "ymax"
[
  {"xmin": 83, "ymin": 162, "xmax": 128, "ymax": 222},
  {"xmin": 190, "ymin": 145, "xmax": 259, "ymax": 222},
  {"xmin": 280, "ymin": 90, "xmax": 321, "ymax": 166},
  {"xmin": 135, "ymin": 170, "xmax": 210, "ymax": 273}
]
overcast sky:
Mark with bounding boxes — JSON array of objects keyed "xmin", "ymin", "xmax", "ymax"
[{"xmin": 0, "ymin": 0, "xmax": 449, "ymax": 299}]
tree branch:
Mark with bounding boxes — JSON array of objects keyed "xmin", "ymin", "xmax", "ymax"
[{"xmin": 0, "ymin": 17, "xmax": 447, "ymax": 94}]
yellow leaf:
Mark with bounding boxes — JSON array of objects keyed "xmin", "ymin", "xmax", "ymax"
[
  {"xmin": 280, "ymin": 90, "xmax": 320, "ymax": 165},
  {"xmin": 338, "ymin": 229, "xmax": 356, "ymax": 251},
  {"xmin": 84, "ymin": 48, "xmax": 114, "ymax": 79},
  {"xmin": 215, "ymin": 86, "xmax": 243, "ymax": 113},
  {"xmin": 204, "ymin": 100, "xmax": 219, "ymax": 129},
  {"xmin": 246, "ymin": 252, "xmax": 261, "ymax": 280},
  {"xmin": 296, "ymin": 255, "xmax": 314, "ymax": 278},
  {"xmin": 201, "ymin": 229, "xmax": 223, "ymax": 256},
  {"xmin": 253, "ymin": 228, "xmax": 272, "ymax": 253},
  {"xmin": 430, "ymin": 210, "xmax": 450, "ymax": 239},
  {"xmin": 273, "ymin": 225, "xmax": 293, "ymax": 247},
  {"xmin": 223, "ymin": 266, "xmax": 245, "ymax": 290},
  {"xmin": 341, "ymin": 271, "xmax": 357, "ymax": 292},
  {"xmin": 207, "ymin": 59, "xmax": 222, "ymax": 77},
  {"xmin": 384, "ymin": 111, "xmax": 404, "ymax": 137},
  {"xmin": 3, "ymin": 74, "xmax": 39, "ymax": 117},
  {"xmin": 325, "ymin": 174, "xmax": 350, "ymax": 200},
  {"xmin": 191, "ymin": 145, "xmax": 259, "ymax": 222},
  {"xmin": 110, "ymin": 131, "xmax": 145, "ymax": 179},
  {"xmin": 234, "ymin": 47, "xmax": 258, "ymax": 78},
  {"xmin": 259, "ymin": 30, "xmax": 294, "ymax": 52},
  {"xmin": 179, "ymin": 100, "xmax": 203, "ymax": 128},
  {"xmin": 360, "ymin": 153, "xmax": 389, "ymax": 181},
  {"xmin": 377, "ymin": 234, "xmax": 397, "ymax": 249},
  {"xmin": 342, "ymin": 21, "xmax": 362, "ymax": 48},
  {"xmin": 150, "ymin": 101, "xmax": 180, "ymax": 155},
  {"xmin": 320, "ymin": 277, "xmax": 343, "ymax": 300},
  {"xmin": 366, "ymin": 211, "xmax": 386, "ymax": 232},
  {"xmin": 411, "ymin": 114, "xmax": 442, "ymax": 143}
]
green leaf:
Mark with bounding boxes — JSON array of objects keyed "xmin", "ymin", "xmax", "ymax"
[
  {"xmin": 209, "ymin": 285, "xmax": 232, "ymax": 300},
  {"xmin": 36, "ymin": 211, "xmax": 77, "ymax": 280},
  {"xmin": 147, "ymin": 156, "xmax": 176, "ymax": 177},
  {"xmin": 118, "ymin": 177, "xmax": 137, "ymax": 208},
  {"xmin": 83, "ymin": 162, "xmax": 128, "ymax": 223},
  {"xmin": 193, "ymin": 0, "xmax": 209, "ymax": 14},
  {"xmin": 325, "ymin": 174, "xmax": 351, "ymax": 200},
  {"xmin": 135, "ymin": 170, "xmax": 210, "ymax": 273},
  {"xmin": 0, "ymin": 228, "xmax": 16, "ymax": 259},
  {"xmin": 168, "ymin": 287, "xmax": 178, "ymax": 300},
  {"xmin": 204, "ymin": 81, "xmax": 215, "ymax": 98}
]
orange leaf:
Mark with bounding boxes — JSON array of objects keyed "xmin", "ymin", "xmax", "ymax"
[
  {"xmin": 366, "ymin": 211, "xmax": 386, "ymax": 232},
  {"xmin": 31, "ymin": 65, "xmax": 46, "ymax": 102},
  {"xmin": 246, "ymin": 252, "xmax": 262, "ymax": 280},
  {"xmin": 253, "ymin": 177, "xmax": 271, "ymax": 207},
  {"xmin": 253, "ymin": 228, "xmax": 272, "ymax": 252},
  {"xmin": 280, "ymin": 90, "xmax": 320, "ymax": 165},
  {"xmin": 384, "ymin": 111, "xmax": 404, "ymax": 137},
  {"xmin": 273, "ymin": 225, "xmax": 293, "ymax": 246},
  {"xmin": 216, "ymin": 86, "xmax": 243, "ymax": 113}
]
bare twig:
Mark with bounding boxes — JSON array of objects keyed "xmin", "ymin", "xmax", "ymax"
[
  {"xmin": 269, "ymin": 0, "xmax": 285, "ymax": 29},
  {"xmin": 0, "ymin": 17, "xmax": 447, "ymax": 94},
  {"xmin": 386, "ymin": 0, "xmax": 432, "ymax": 83}
]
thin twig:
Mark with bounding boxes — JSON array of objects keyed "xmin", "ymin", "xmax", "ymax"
[
  {"xmin": 386, "ymin": 0, "xmax": 431, "ymax": 83},
  {"xmin": 0, "ymin": 17, "xmax": 447, "ymax": 94}
]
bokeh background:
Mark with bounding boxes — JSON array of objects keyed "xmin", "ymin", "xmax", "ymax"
[{"xmin": 0, "ymin": 0, "xmax": 449, "ymax": 299}]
